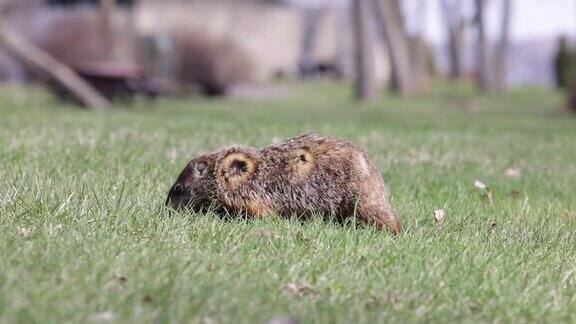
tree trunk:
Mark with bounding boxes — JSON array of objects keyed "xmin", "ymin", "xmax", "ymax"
[
  {"xmin": 351, "ymin": 0, "xmax": 376, "ymax": 101},
  {"xmin": 334, "ymin": 6, "xmax": 350, "ymax": 79},
  {"xmin": 0, "ymin": 20, "xmax": 110, "ymax": 110},
  {"xmin": 441, "ymin": 0, "xmax": 465, "ymax": 79},
  {"xmin": 493, "ymin": 0, "xmax": 512, "ymax": 92},
  {"xmin": 410, "ymin": 0, "xmax": 430, "ymax": 92},
  {"xmin": 410, "ymin": 35, "xmax": 430, "ymax": 92},
  {"xmin": 569, "ymin": 87, "xmax": 576, "ymax": 113},
  {"xmin": 566, "ymin": 0, "xmax": 576, "ymax": 113},
  {"xmin": 373, "ymin": 0, "xmax": 415, "ymax": 96},
  {"xmin": 474, "ymin": 0, "xmax": 493, "ymax": 93},
  {"xmin": 448, "ymin": 25, "xmax": 465, "ymax": 79},
  {"xmin": 298, "ymin": 8, "xmax": 321, "ymax": 79}
]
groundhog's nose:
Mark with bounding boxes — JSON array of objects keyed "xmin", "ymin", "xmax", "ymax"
[
  {"xmin": 165, "ymin": 183, "xmax": 189, "ymax": 207},
  {"xmin": 168, "ymin": 183, "xmax": 189, "ymax": 198},
  {"xmin": 171, "ymin": 183, "xmax": 186, "ymax": 194}
]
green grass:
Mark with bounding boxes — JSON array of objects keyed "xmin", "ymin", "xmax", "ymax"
[{"xmin": 1, "ymin": 82, "xmax": 575, "ymax": 323}]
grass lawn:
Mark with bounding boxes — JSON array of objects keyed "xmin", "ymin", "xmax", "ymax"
[{"xmin": 1, "ymin": 82, "xmax": 575, "ymax": 323}]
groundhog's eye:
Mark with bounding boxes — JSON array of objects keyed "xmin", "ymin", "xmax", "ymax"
[
  {"xmin": 195, "ymin": 161, "xmax": 208, "ymax": 176},
  {"xmin": 299, "ymin": 154, "xmax": 307, "ymax": 162},
  {"xmin": 230, "ymin": 160, "xmax": 247, "ymax": 173}
]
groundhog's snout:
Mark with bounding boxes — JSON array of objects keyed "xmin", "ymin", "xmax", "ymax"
[{"xmin": 165, "ymin": 183, "xmax": 189, "ymax": 208}]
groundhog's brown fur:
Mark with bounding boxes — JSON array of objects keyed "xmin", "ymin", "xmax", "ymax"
[{"xmin": 166, "ymin": 133, "xmax": 401, "ymax": 233}]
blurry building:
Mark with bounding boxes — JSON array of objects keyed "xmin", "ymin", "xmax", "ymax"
[{"xmin": 0, "ymin": 0, "xmax": 391, "ymax": 89}]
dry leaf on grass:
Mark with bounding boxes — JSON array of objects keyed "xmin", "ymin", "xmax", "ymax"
[
  {"xmin": 560, "ymin": 211, "xmax": 574, "ymax": 222},
  {"xmin": 488, "ymin": 220, "xmax": 497, "ymax": 231},
  {"xmin": 504, "ymin": 167, "xmax": 521, "ymax": 179},
  {"xmin": 364, "ymin": 294, "xmax": 383, "ymax": 310},
  {"xmin": 201, "ymin": 317, "xmax": 217, "ymax": 324},
  {"xmin": 48, "ymin": 223, "xmax": 63, "ymax": 236},
  {"xmin": 264, "ymin": 316, "xmax": 299, "ymax": 324},
  {"xmin": 433, "ymin": 209, "xmax": 445, "ymax": 226},
  {"xmin": 104, "ymin": 275, "xmax": 127, "ymax": 291},
  {"xmin": 19, "ymin": 227, "xmax": 34, "ymax": 239},
  {"xmin": 281, "ymin": 283, "xmax": 316, "ymax": 299},
  {"xmin": 115, "ymin": 276, "xmax": 127, "ymax": 284},
  {"xmin": 474, "ymin": 180, "xmax": 488, "ymax": 190},
  {"xmin": 474, "ymin": 180, "xmax": 493, "ymax": 205},
  {"xmin": 88, "ymin": 311, "xmax": 114, "ymax": 323}
]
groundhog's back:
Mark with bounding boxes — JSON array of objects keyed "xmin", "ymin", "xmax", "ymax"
[{"xmin": 239, "ymin": 134, "xmax": 395, "ymax": 228}]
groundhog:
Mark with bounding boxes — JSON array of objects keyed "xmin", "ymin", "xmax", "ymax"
[{"xmin": 166, "ymin": 133, "xmax": 401, "ymax": 233}]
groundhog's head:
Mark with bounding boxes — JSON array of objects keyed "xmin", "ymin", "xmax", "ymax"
[{"xmin": 165, "ymin": 147, "xmax": 258, "ymax": 213}]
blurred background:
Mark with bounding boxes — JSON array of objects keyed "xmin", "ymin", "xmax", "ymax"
[{"xmin": 0, "ymin": 0, "xmax": 575, "ymax": 110}]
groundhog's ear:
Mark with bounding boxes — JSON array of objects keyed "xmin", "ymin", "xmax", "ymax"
[
  {"xmin": 289, "ymin": 148, "xmax": 315, "ymax": 182},
  {"xmin": 217, "ymin": 152, "xmax": 257, "ymax": 190},
  {"xmin": 194, "ymin": 160, "xmax": 209, "ymax": 177}
]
